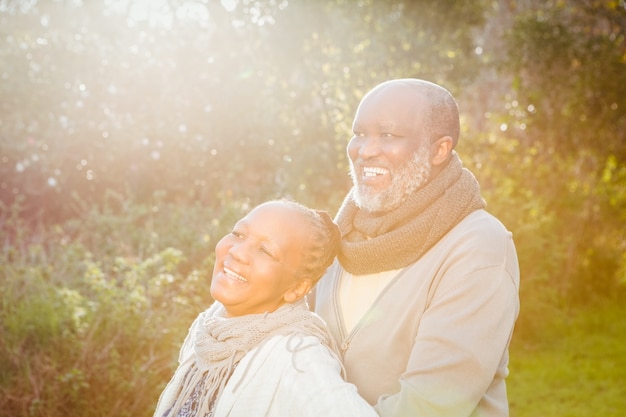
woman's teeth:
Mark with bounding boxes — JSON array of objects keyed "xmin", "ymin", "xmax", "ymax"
[{"xmin": 224, "ymin": 267, "xmax": 247, "ymax": 282}]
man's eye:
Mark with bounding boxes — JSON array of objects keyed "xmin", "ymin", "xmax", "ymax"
[
  {"xmin": 381, "ymin": 132, "xmax": 394, "ymax": 138},
  {"xmin": 231, "ymin": 230, "xmax": 244, "ymax": 238}
]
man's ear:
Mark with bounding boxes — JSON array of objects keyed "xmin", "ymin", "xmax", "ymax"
[
  {"xmin": 430, "ymin": 136, "xmax": 454, "ymax": 167},
  {"xmin": 283, "ymin": 279, "xmax": 313, "ymax": 304}
]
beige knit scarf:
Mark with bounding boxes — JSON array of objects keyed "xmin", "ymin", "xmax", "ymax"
[
  {"xmin": 156, "ymin": 299, "xmax": 339, "ymax": 417},
  {"xmin": 336, "ymin": 152, "xmax": 485, "ymax": 275}
]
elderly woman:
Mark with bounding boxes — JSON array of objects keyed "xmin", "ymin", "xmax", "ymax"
[{"xmin": 153, "ymin": 200, "xmax": 376, "ymax": 417}]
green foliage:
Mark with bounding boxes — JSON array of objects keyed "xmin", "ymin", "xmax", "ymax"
[
  {"xmin": 489, "ymin": 0, "xmax": 626, "ymax": 307},
  {"xmin": 508, "ymin": 302, "xmax": 626, "ymax": 417},
  {"xmin": 0, "ymin": 196, "xmax": 246, "ymax": 417}
]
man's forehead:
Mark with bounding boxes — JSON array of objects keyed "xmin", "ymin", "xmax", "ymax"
[{"xmin": 355, "ymin": 89, "xmax": 427, "ymax": 124}]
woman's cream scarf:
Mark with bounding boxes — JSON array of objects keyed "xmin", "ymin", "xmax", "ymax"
[
  {"xmin": 336, "ymin": 152, "xmax": 486, "ymax": 275},
  {"xmin": 154, "ymin": 299, "xmax": 338, "ymax": 417}
]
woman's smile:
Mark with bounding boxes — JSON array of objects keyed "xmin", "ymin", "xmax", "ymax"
[{"xmin": 223, "ymin": 266, "xmax": 247, "ymax": 283}]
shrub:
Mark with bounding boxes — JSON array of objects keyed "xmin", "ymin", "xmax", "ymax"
[{"xmin": 0, "ymin": 198, "xmax": 245, "ymax": 417}]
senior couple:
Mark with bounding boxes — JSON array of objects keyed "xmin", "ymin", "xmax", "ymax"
[{"xmin": 153, "ymin": 78, "xmax": 520, "ymax": 417}]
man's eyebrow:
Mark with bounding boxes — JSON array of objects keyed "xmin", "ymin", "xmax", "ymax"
[
  {"xmin": 233, "ymin": 219, "xmax": 248, "ymax": 229},
  {"xmin": 379, "ymin": 123, "xmax": 396, "ymax": 130},
  {"xmin": 353, "ymin": 122, "xmax": 397, "ymax": 131}
]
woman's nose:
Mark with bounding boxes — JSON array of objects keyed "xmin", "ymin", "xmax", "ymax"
[{"xmin": 228, "ymin": 241, "xmax": 249, "ymax": 263}]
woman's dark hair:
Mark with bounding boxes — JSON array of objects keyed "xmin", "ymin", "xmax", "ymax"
[{"xmin": 279, "ymin": 200, "xmax": 341, "ymax": 283}]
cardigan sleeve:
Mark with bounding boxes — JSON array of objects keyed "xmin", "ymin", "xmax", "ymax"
[
  {"xmin": 278, "ymin": 336, "xmax": 379, "ymax": 417},
  {"xmin": 217, "ymin": 335, "xmax": 378, "ymax": 417}
]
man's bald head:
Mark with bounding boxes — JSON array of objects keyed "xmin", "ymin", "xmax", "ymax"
[{"xmin": 362, "ymin": 78, "xmax": 460, "ymax": 147}]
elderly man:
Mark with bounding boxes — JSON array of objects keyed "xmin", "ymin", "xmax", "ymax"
[{"xmin": 314, "ymin": 78, "xmax": 520, "ymax": 417}]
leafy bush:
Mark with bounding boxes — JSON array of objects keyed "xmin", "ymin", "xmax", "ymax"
[{"xmin": 0, "ymin": 197, "xmax": 245, "ymax": 417}]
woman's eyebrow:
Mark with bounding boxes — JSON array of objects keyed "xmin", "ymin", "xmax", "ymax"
[{"xmin": 263, "ymin": 237, "xmax": 283, "ymax": 259}]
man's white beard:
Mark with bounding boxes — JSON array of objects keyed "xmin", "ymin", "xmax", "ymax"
[{"xmin": 350, "ymin": 145, "xmax": 432, "ymax": 213}]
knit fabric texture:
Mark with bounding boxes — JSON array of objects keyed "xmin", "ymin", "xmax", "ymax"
[
  {"xmin": 158, "ymin": 299, "xmax": 339, "ymax": 417},
  {"xmin": 336, "ymin": 152, "xmax": 486, "ymax": 275}
]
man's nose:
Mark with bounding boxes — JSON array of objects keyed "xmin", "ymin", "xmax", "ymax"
[{"xmin": 357, "ymin": 136, "xmax": 382, "ymax": 159}]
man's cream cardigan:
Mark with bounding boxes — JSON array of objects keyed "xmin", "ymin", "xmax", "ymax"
[{"xmin": 315, "ymin": 209, "xmax": 521, "ymax": 417}]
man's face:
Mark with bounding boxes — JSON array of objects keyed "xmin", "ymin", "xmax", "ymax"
[{"xmin": 347, "ymin": 85, "xmax": 432, "ymax": 213}]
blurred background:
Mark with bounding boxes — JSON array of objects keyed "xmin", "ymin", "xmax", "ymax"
[{"xmin": 1, "ymin": 0, "xmax": 624, "ymax": 416}]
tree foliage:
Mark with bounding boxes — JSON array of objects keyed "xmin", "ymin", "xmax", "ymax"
[
  {"xmin": 495, "ymin": 0, "xmax": 626, "ymax": 303},
  {"xmin": 0, "ymin": 0, "xmax": 487, "ymax": 223}
]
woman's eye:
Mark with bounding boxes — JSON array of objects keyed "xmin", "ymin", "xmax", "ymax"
[
  {"xmin": 231, "ymin": 230, "xmax": 244, "ymax": 238},
  {"xmin": 260, "ymin": 246, "xmax": 280, "ymax": 261},
  {"xmin": 381, "ymin": 132, "xmax": 394, "ymax": 138}
]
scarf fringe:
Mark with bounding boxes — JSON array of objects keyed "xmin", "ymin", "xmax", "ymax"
[{"xmin": 155, "ymin": 300, "xmax": 339, "ymax": 417}]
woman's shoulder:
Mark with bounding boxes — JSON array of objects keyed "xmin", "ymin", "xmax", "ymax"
[
  {"xmin": 256, "ymin": 333, "xmax": 330, "ymax": 354},
  {"xmin": 246, "ymin": 333, "xmax": 338, "ymax": 368}
]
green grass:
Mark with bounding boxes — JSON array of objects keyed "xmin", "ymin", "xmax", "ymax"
[{"xmin": 508, "ymin": 301, "xmax": 626, "ymax": 417}]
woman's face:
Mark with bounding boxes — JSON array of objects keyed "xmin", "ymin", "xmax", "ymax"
[{"xmin": 210, "ymin": 201, "xmax": 310, "ymax": 317}]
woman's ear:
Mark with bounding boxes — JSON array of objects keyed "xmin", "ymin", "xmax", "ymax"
[
  {"xmin": 430, "ymin": 136, "xmax": 454, "ymax": 166},
  {"xmin": 283, "ymin": 279, "xmax": 313, "ymax": 304}
]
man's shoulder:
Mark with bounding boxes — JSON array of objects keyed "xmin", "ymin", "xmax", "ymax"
[
  {"xmin": 453, "ymin": 209, "xmax": 511, "ymax": 237},
  {"xmin": 436, "ymin": 209, "xmax": 516, "ymax": 255},
  {"xmin": 411, "ymin": 209, "xmax": 519, "ymax": 279}
]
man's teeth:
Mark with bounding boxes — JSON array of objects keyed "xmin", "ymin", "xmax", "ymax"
[
  {"xmin": 363, "ymin": 167, "xmax": 388, "ymax": 177},
  {"xmin": 224, "ymin": 267, "xmax": 247, "ymax": 282}
]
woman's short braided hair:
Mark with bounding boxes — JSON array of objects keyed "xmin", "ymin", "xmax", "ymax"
[{"xmin": 278, "ymin": 199, "xmax": 341, "ymax": 284}]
